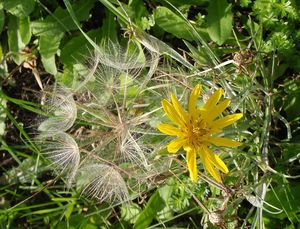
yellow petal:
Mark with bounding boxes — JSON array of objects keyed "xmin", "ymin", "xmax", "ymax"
[
  {"xmin": 157, "ymin": 123, "xmax": 182, "ymax": 136},
  {"xmin": 167, "ymin": 138, "xmax": 186, "ymax": 153},
  {"xmin": 207, "ymin": 137, "xmax": 242, "ymax": 147},
  {"xmin": 198, "ymin": 150, "xmax": 222, "ymax": 183},
  {"xmin": 203, "ymin": 88, "xmax": 223, "ymax": 111},
  {"xmin": 183, "ymin": 145, "xmax": 192, "ymax": 152},
  {"xmin": 189, "ymin": 84, "xmax": 201, "ymax": 114},
  {"xmin": 186, "ymin": 148, "xmax": 198, "ymax": 182},
  {"xmin": 202, "ymin": 146, "xmax": 229, "ymax": 174},
  {"xmin": 170, "ymin": 93, "xmax": 188, "ymax": 122},
  {"xmin": 162, "ymin": 100, "xmax": 184, "ymax": 126},
  {"xmin": 204, "ymin": 99, "xmax": 231, "ymax": 122},
  {"xmin": 211, "ymin": 113, "xmax": 243, "ymax": 129},
  {"xmin": 206, "ymin": 161, "xmax": 222, "ymax": 183}
]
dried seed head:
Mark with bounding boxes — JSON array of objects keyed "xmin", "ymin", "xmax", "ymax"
[
  {"xmin": 84, "ymin": 39, "xmax": 159, "ymax": 93},
  {"xmin": 208, "ymin": 211, "xmax": 225, "ymax": 227},
  {"xmin": 118, "ymin": 131, "xmax": 149, "ymax": 168},
  {"xmin": 38, "ymin": 86, "xmax": 77, "ymax": 132},
  {"xmin": 37, "ymin": 131, "xmax": 80, "ymax": 187},
  {"xmin": 96, "ymin": 40, "xmax": 146, "ymax": 71},
  {"xmin": 36, "ymin": 37, "xmax": 163, "ymax": 202},
  {"xmin": 78, "ymin": 163, "xmax": 129, "ymax": 204}
]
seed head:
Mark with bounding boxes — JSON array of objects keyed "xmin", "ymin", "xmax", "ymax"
[
  {"xmin": 38, "ymin": 86, "xmax": 77, "ymax": 132},
  {"xmin": 37, "ymin": 131, "xmax": 80, "ymax": 187},
  {"xmin": 78, "ymin": 163, "xmax": 129, "ymax": 204}
]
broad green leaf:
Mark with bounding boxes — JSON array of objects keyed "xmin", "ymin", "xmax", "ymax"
[
  {"xmin": 207, "ymin": 0, "xmax": 233, "ymax": 45},
  {"xmin": 282, "ymin": 79, "xmax": 300, "ymax": 121},
  {"xmin": 39, "ymin": 33, "xmax": 64, "ymax": 58},
  {"xmin": 133, "ymin": 189, "xmax": 166, "ymax": 229},
  {"xmin": 101, "ymin": 10, "xmax": 117, "ymax": 42},
  {"xmin": 19, "ymin": 16, "xmax": 31, "ymax": 44},
  {"xmin": 7, "ymin": 15, "xmax": 25, "ymax": 64},
  {"xmin": 157, "ymin": 184, "xmax": 174, "ymax": 220},
  {"xmin": 98, "ymin": 0, "xmax": 129, "ymax": 25},
  {"xmin": 60, "ymin": 29, "xmax": 101, "ymax": 65},
  {"xmin": 129, "ymin": 0, "xmax": 147, "ymax": 20},
  {"xmin": 55, "ymin": 64, "xmax": 76, "ymax": 87},
  {"xmin": 265, "ymin": 183, "xmax": 300, "ymax": 222},
  {"xmin": 0, "ymin": 9, "xmax": 4, "ymax": 33},
  {"xmin": 41, "ymin": 55, "xmax": 57, "ymax": 75},
  {"xmin": 31, "ymin": 0, "xmax": 96, "ymax": 36},
  {"xmin": 121, "ymin": 203, "xmax": 141, "ymax": 224},
  {"xmin": 39, "ymin": 33, "xmax": 64, "ymax": 75},
  {"xmin": 158, "ymin": 183, "xmax": 174, "ymax": 202},
  {"xmin": 154, "ymin": 6, "xmax": 193, "ymax": 41},
  {"xmin": 3, "ymin": 0, "xmax": 35, "ymax": 17}
]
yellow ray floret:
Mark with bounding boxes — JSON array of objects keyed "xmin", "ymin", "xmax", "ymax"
[{"xmin": 158, "ymin": 84, "xmax": 243, "ymax": 183}]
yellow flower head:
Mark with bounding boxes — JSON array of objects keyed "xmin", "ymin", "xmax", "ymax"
[{"xmin": 158, "ymin": 84, "xmax": 243, "ymax": 183}]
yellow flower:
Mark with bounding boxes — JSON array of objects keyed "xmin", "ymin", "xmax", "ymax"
[{"xmin": 158, "ymin": 84, "xmax": 243, "ymax": 183}]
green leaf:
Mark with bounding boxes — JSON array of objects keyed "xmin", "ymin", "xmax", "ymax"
[
  {"xmin": 157, "ymin": 184, "xmax": 174, "ymax": 220},
  {"xmin": 64, "ymin": 202, "xmax": 75, "ymax": 221},
  {"xmin": 121, "ymin": 203, "xmax": 141, "ymax": 224},
  {"xmin": 240, "ymin": 0, "xmax": 251, "ymax": 7},
  {"xmin": 134, "ymin": 189, "xmax": 166, "ymax": 229},
  {"xmin": 265, "ymin": 183, "xmax": 300, "ymax": 222},
  {"xmin": 56, "ymin": 214, "xmax": 89, "ymax": 229},
  {"xmin": 4, "ymin": 157, "xmax": 48, "ymax": 185},
  {"xmin": 158, "ymin": 184, "xmax": 174, "ymax": 202},
  {"xmin": 184, "ymin": 40, "xmax": 211, "ymax": 67},
  {"xmin": 207, "ymin": 0, "xmax": 233, "ymax": 45},
  {"xmin": 101, "ymin": 10, "xmax": 117, "ymax": 42},
  {"xmin": 3, "ymin": 0, "xmax": 35, "ymax": 17},
  {"xmin": 60, "ymin": 29, "xmax": 101, "ymax": 65},
  {"xmin": 129, "ymin": 0, "xmax": 147, "ymax": 20},
  {"xmin": 157, "ymin": 0, "xmax": 209, "ymax": 7},
  {"xmin": 19, "ymin": 16, "xmax": 31, "ymax": 44},
  {"xmin": 282, "ymin": 143, "xmax": 300, "ymax": 162},
  {"xmin": 98, "ymin": 0, "xmax": 129, "ymax": 25},
  {"xmin": 7, "ymin": 15, "xmax": 25, "ymax": 64},
  {"xmin": 39, "ymin": 33, "xmax": 64, "ymax": 58},
  {"xmin": 136, "ymin": 30, "xmax": 194, "ymax": 69},
  {"xmin": 41, "ymin": 55, "xmax": 57, "ymax": 75},
  {"xmin": 0, "ymin": 9, "xmax": 4, "ymax": 33},
  {"xmin": 128, "ymin": 0, "xmax": 152, "ymax": 30},
  {"xmin": 55, "ymin": 64, "xmax": 76, "ymax": 87},
  {"xmin": 282, "ymin": 79, "xmax": 300, "ymax": 121},
  {"xmin": 31, "ymin": 0, "xmax": 96, "ymax": 36},
  {"xmin": 154, "ymin": 6, "xmax": 193, "ymax": 41},
  {"xmin": 39, "ymin": 33, "xmax": 64, "ymax": 75}
]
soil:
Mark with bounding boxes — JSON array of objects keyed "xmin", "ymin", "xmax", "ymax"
[{"xmin": 0, "ymin": 61, "xmax": 53, "ymax": 174}]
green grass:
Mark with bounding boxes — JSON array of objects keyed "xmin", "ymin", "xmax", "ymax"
[{"xmin": 1, "ymin": 0, "xmax": 300, "ymax": 228}]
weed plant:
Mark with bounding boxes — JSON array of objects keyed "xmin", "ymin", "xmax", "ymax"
[{"xmin": 0, "ymin": 0, "xmax": 299, "ymax": 228}]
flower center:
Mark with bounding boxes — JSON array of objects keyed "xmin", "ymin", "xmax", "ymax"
[{"xmin": 188, "ymin": 119, "xmax": 210, "ymax": 146}]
